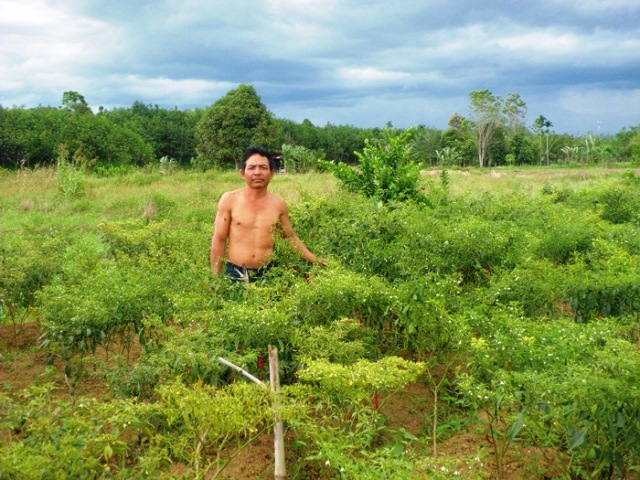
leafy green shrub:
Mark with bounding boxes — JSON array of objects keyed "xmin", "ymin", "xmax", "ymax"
[
  {"xmin": 210, "ymin": 302, "xmax": 294, "ymax": 352},
  {"xmin": 541, "ymin": 183, "xmax": 573, "ymax": 203},
  {"xmin": 288, "ymin": 266, "xmax": 396, "ymax": 331},
  {"xmin": 291, "ymin": 196, "xmax": 416, "ymax": 280},
  {"xmin": 486, "ymin": 258, "xmax": 565, "ymax": 317},
  {"xmin": 291, "ymin": 356, "xmax": 426, "ymax": 478},
  {"xmin": 600, "ymin": 222, "xmax": 640, "ymax": 255},
  {"xmin": 472, "ymin": 314, "xmax": 629, "ymax": 376},
  {"xmin": 513, "ymin": 342, "xmax": 640, "ymax": 478},
  {"xmin": 435, "ymin": 215, "xmax": 523, "ymax": 283},
  {"xmin": 598, "ymin": 185, "xmax": 636, "ymax": 224},
  {"xmin": 322, "ymin": 127, "xmax": 427, "ymax": 204},
  {"xmin": 460, "ymin": 304, "xmax": 640, "ymax": 477},
  {"xmin": 38, "ymin": 219, "xmax": 211, "ymax": 371},
  {"xmin": 392, "ymin": 274, "xmax": 468, "ymax": 354},
  {"xmin": 107, "ymin": 323, "xmax": 230, "ymax": 398},
  {"xmin": 564, "ymin": 246, "xmax": 640, "ymax": 322},
  {"xmin": 0, "ymin": 384, "xmax": 168, "ymax": 479},
  {"xmin": 293, "ymin": 317, "xmax": 377, "ymax": 364},
  {"xmin": 200, "ymin": 296, "xmax": 303, "ymax": 382},
  {"xmin": 567, "ymin": 279, "xmax": 640, "ymax": 322},
  {"xmin": 38, "ymin": 260, "xmax": 174, "ymax": 360},
  {"xmin": 535, "ymin": 214, "xmax": 596, "ymax": 264},
  {"xmin": 297, "ymin": 356, "xmax": 425, "ymax": 406},
  {"xmin": 156, "ymin": 380, "xmax": 275, "ymax": 475},
  {"xmin": 0, "ymin": 234, "xmax": 63, "ymax": 332}
]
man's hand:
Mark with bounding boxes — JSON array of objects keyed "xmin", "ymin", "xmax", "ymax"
[{"xmin": 311, "ymin": 256, "xmax": 329, "ymax": 266}]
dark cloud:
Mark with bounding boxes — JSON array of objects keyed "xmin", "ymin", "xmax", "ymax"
[{"xmin": 1, "ymin": 0, "xmax": 638, "ymax": 133}]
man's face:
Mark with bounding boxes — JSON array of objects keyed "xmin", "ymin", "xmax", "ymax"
[{"xmin": 241, "ymin": 154, "xmax": 273, "ymax": 188}]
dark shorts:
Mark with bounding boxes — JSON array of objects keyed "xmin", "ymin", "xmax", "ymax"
[{"xmin": 224, "ymin": 261, "xmax": 272, "ymax": 283}]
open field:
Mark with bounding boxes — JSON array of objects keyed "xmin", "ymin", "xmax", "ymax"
[{"xmin": 1, "ymin": 165, "xmax": 639, "ymax": 479}]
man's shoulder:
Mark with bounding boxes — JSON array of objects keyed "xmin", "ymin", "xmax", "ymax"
[
  {"xmin": 220, "ymin": 188, "xmax": 243, "ymax": 200},
  {"xmin": 217, "ymin": 189, "xmax": 243, "ymax": 211},
  {"xmin": 267, "ymin": 191, "xmax": 287, "ymax": 208}
]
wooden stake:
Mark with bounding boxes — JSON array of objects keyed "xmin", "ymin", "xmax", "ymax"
[
  {"xmin": 216, "ymin": 351, "xmax": 286, "ymax": 479},
  {"xmin": 269, "ymin": 346, "xmax": 286, "ymax": 480},
  {"xmin": 217, "ymin": 356, "xmax": 264, "ymax": 386}
]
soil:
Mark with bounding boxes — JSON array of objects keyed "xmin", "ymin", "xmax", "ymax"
[{"xmin": 0, "ymin": 323, "xmax": 594, "ymax": 479}]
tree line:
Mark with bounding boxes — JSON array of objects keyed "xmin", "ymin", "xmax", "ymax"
[{"xmin": 1, "ymin": 85, "xmax": 639, "ymax": 171}]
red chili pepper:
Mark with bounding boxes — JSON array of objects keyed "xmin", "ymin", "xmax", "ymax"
[
  {"xmin": 187, "ymin": 368, "xmax": 192, "ymax": 376},
  {"xmin": 258, "ymin": 356, "xmax": 265, "ymax": 371},
  {"xmin": 485, "ymin": 433, "xmax": 495, "ymax": 445},
  {"xmin": 374, "ymin": 393, "xmax": 380, "ymax": 411}
]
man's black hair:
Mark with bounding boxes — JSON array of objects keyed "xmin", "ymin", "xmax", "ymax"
[{"xmin": 242, "ymin": 146, "xmax": 275, "ymax": 171}]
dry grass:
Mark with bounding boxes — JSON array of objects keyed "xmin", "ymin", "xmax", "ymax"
[{"xmin": 424, "ymin": 166, "xmax": 638, "ymax": 197}]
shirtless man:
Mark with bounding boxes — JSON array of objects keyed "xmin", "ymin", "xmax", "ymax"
[{"xmin": 210, "ymin": 146, "xmax": 325, "ymax": 282}]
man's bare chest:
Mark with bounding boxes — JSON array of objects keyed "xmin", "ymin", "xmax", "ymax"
[{"xmin": 230, "ymin": 201, "xmax": 280, "ymax": 230}]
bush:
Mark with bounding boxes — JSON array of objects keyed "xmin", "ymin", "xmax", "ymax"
[
  {"xmin": 288, "ymin": 266, "xmax": 396, "ymax": 331},
  {"xmin": 0, "ymin": 234, "xmax": 63, "ymax": 332},
  {"xmin": 535, "ymin": 213, "xmax": 596, "ymax": 264},
  {"xmin": 322, "ymin": 127, "xmax": 427, "ymax": 205},
  {"xmin": 598, "ymin": 185, "xmax": 636, "ymax": 224}
]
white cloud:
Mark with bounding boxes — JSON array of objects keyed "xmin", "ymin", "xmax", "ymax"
[
  {"xmin": 123, "ymin": 75, "xmax": 234, "ymax": 104},
  {"xmin": 492, "ymin": 29, "xmax": 581, "ymax": 55},
  {"xmin": 0, "ymin": 0, "xmax": 123, "ymax": 100},
  {"xmin": 338, "ymin": 67, "xmax": 410, "ymax": 84},
  {"xmin": 266, "ymin": 0, "xmax": 338, "ymax": 17}
]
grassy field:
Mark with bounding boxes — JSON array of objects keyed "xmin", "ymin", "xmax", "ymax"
[{"xmin": 1, "ymin": 165, "xmax": 639, "ymax": 479}]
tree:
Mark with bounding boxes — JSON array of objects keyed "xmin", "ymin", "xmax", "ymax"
[
  {"xmin": 195, "ymin": 85, "xmax": 281, "ymax": 168},
  {"xmin": 468, "ymin": 89, "xmax": 504, "ymax": 167},
  {"xmin": 62, "ymin": 91, "xmax": 92, "ymax": 115},
  {"xmin": 412, "ymin": 125, "xmax": 445, "ymax": 167},
  {"xmin": 102, "ymin": 102, "xmax": 200, "ymax": 164},
  {"xmin": 58, "ymin": 113, "xmax": 153, "ymax": 167},
  {"xmin": 503, "ymin": 93, "xmax": 527, "ymax": 136},
  {"xmin": 532, "ymin": 115, "xmax": 553, "ymax": 165},
  {"xmin": 443, "ymin": 113, "xmax": 475, "ymax": 167}
]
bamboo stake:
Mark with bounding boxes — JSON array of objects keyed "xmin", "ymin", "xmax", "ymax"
[
  {"xmin": 269, "ymin": 346, "xmax": 286, "ymax": 480},
  {"xmin": 217, "ymin": 356, "xmax": 264, "ymax": 386},
  {"xmin": 216, "ymin": 352, "xmax": 286, "ymax": 479}
]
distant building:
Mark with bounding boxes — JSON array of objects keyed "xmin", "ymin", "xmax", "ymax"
[{"xmin": 271, "ymin": 152, "xmax": 285, "ymax": 173}]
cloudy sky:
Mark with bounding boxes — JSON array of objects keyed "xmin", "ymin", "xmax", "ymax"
[{"xmin": 2, "ymin": 0, "xmax": 639, "ymax": 135}]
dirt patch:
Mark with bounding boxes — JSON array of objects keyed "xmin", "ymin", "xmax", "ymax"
[
  {"xmin": 0, "ymin": 322, "xmax": 56, "ymax": 391},
  {"xmin": 216, "ymin": 431, "xmax": 276, "ymax": 479},
  {"xmin": 0, "ymin": 322, "xmax": 140, "ymax": 398},
  {"xmin": 380, "ymin": 381, "xmax": 432, "ymax": 436}
]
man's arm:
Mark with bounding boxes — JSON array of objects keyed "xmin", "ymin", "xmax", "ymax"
[
  {"xmin": 279, "ymin": 201, "xmax": 326, "ymax": 265},
  {"xmin": 210, "ymin": 193, "xmax": 232, "ymax": 274}
]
